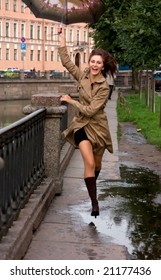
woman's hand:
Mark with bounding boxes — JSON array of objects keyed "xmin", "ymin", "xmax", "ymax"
[
  {"xmin": 60, "ymin": 94, "xmax": 74, "ymax": 104},
  {"xmin": 59, "ymin": 25, "xmax": 66, "ymax": 47}
]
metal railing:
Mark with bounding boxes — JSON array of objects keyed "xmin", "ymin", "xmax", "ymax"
[{"xmin": 0, "ymin": 108, "xmax": 46, "ymax": 239}]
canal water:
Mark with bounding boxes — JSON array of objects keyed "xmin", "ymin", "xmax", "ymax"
[{"xmin": 0, "ymin": 99, "xmax": 29, "ymax": 128}]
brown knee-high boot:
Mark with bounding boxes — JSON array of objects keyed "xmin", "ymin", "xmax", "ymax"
[{"xmin": 84, "ymin": 177, "xmax": 99, "ymax": 218}]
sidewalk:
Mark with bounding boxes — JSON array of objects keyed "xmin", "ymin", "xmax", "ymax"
[{"xmin": 24, "ymin": 91, "xmax": 128, "ymax": 260}]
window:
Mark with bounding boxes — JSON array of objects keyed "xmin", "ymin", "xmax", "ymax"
[
  {"xmin": 69, "ymin": 29, "xmax": 73, "ymax": 42},
  {"xmin": 6, "ymin": 48, "xmax": 9, "ymax": 60},
  {"xmin": 37, "ymin": 25, "xmax": 41, "ymax": 40},
  {"xmin": 51, "ymin": 27, "xmax": 54, "ymax": 41},
  {"xmin": 5, "ymin": 0, "xmax": 9, "ymax": 11},
  {"xmin": 76, "ymin": 30, "xmax": 79, "ymax": 45},
  {"xmin": 21, "ymin": 2, "xmax": 25, "ymax": 13},
  {"xmin": 14, "ymin": 49, "xmax": 17, "ymax": 60},
  {"xmin": 64, "ymin": 28, "xmax": 67, "ymax": 38},
  {"xmin": 45, "ymin": 26, "xmax": 47, "ymax": 41},
  {"xmin": 30, "ymin": 25, "xmax": 34, "ymax": 39},
  {"xmin": 6, "ymin": 22, "xmax": 10, "ymax": 37},
  {"xmin": 13, "ymin": 0, "xmax": 17, "ymax": 12},
  {"xmin": 84, "ymin": 31, "xmax": 87, "ymax": 43},
  {"xmin": 51, "ymin": 50, "xmax": 54, "ymax": 61},
  {"xmin": 37, "ymin": 50, "xmax": 41, "ymax": 61},
  {"xmin": 45, "ymin": 50, "xmax": 47, "ymax": 61},
  {"xmin": 30, "ymin": 50, "xmax": 34, "ymax": 61},
  {"xmin": 21, "ymin": 51, "xmax": 25, "ymax": 61},
  {"xmin": 21, "ymin": 23, "xmax": 25, "ymax": 38},
  {"xmin": 0, "ymin": 0, "xmax": 1, "ymax": 9},
  {"xmin": 13, "ymin": 22, "xmax": 18, "ymax": 38}
]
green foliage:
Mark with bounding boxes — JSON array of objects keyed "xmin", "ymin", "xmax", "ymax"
[
  {"xmin": 117, "ymin": 91, "xmax": 161, "ymax": 150},
  {"xmin": 113, "ymin": 0, "xmax": 161, "ymax": 68},
  {"xmin": 4, "ymin": 71, "xmax": 19, "ymax": 79},
  {"xmin": 90, "ymin": 0, "xmax": 161, "ymax": 69}
]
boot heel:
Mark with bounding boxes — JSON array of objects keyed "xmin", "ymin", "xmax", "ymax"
[{"xmin": 91, "ymin": 209, "xmax": 99, "ymax": 218}]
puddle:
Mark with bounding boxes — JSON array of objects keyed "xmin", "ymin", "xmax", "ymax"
[
  {"xmin": 71, "ymin": 165, "xmax": 161, "ymax": 260},
  {"xmin": 120, "ymin": 123, "xmax": 147, "ymax": 145}
]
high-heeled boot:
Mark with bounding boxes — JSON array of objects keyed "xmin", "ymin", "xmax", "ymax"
[{"xmin": 84, "ymin": 177, "xmax": 99, "ymax": 218}]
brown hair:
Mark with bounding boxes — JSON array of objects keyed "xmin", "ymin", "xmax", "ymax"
[{"xmin": 88, "ymin": 48, "xmax": 117, "ymax": 78}]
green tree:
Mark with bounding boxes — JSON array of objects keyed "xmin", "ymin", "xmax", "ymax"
[
  {"xmin": 113, "ymin": 0, "xmax": 161, "ymax": 69},
  {"xmin": 91, "ymin": 0, "xmax": 161, "ymax": 69},
  {"xmin": 91, "ymin": 0, "xmax": 130, "ymax": 56}
]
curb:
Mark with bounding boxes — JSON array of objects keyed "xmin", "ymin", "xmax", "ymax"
[{"xmin": 0, "ymin": 178, "xmax": 56, "ymax": 259}]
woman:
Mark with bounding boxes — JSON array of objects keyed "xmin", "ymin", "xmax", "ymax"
[{"xmin": 59, "ymin": 30, "xmax": 117, "ymax": 218}]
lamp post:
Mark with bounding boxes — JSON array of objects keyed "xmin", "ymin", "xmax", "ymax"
[{"xmin": 20, "ymin": 37, "xmax": 26, "ymax": 71}]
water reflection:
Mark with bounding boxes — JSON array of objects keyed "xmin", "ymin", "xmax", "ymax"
[
  {"xmin": 72, "ymin": 165, "xmax": 161, "ymax": 260},
  {"xmin": 0, "ymin": 100, "xmax": 29, "ymax": 128}
]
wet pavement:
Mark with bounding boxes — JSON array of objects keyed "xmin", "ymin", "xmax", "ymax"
[
  {"xmin": 96, "ymin": 165, "xmax": 161, "ymax": 260},
  {"xmin": 23, "ymin": 92, "xmax": 161, "ymax": 260},
  {"xmin": 24, "ymin": 92, "xmax": 129, "ymax": 260}
]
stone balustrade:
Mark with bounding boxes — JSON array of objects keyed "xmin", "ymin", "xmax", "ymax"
[{"xmin": 23, "ymin": 90, "xmax": 79, "ymax": 196}]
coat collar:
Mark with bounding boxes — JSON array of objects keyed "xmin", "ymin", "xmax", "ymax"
[{"xmin": 84, "ymin": 67, "xmax": 106, "ymax": 84}]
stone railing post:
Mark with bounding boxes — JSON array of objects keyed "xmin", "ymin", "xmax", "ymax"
[
  {"xmin": 23, "ymin": 93, "xmax": 67, "ymax": 194},
  {"xmin": 19, "ymin": 70, "xmax": 24, "ymax": 80},
  {"xmin": 45, "ymin": 71, "xmax": 50, "ymax": 80}
]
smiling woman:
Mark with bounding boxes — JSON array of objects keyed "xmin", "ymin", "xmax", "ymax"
[{"xmin": 58, "ymin": 28, "xmax": 117, "ymax": 218}]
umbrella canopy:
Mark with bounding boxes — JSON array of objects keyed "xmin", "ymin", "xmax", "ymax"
[{"xmin": 22, "ymin": 0, "xmax": 107, "ymax": 25}]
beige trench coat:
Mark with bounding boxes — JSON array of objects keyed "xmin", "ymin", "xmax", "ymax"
[{"xmin": 59, "ymin": 46, "xmax": 113, "ymax": 154}]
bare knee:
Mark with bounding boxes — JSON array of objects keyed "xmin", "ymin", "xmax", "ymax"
[{"xmin": 86, "ymin": 158, "xmax": 95, "ymax": 172}]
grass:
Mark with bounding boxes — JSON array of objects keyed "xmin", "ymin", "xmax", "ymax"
[{"xmin": 117, "ymin": 90, "xmax": 161, "ymax": 150}]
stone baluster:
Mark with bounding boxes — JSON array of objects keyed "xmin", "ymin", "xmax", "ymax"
[{"xmin": 23, "ymin": 93, "xmax": 67, "ymax": 195}]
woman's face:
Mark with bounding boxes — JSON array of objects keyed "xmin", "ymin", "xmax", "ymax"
[{"xmin": 89, "ymin": 55, "xmax": 104, "ymax": 76}]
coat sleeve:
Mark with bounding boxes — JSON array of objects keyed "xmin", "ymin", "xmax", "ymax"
[
  {"xmin": 72, "ymin": 85, "xmax": 108, "ymax": 117},
  {"xmin": 58, "ymin": 46, "xmax": 82, "ymax": 81}
]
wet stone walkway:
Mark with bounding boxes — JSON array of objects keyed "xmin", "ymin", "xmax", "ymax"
[{"xmin": 24, "ymin": 93, "xmax": 130, "ymax": 260}]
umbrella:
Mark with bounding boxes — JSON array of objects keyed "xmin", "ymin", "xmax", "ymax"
[{"xmin": 22, "ymin": 0, "xmax": 107, "ymax": 25}]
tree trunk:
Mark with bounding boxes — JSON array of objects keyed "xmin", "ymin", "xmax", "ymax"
[
  {"xmin": 132, "ymin": 67, "xmax": 139, "ymax": 92},
  {"xmin": 139, "ymin": 70, "xmax": 143, "ymax": 99}
]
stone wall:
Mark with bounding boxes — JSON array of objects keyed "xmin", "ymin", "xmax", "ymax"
[
  {"xmin": 0, "ymin": 79, "xmax": 76, "ymax": 100},
  {"xmin": 0, "ymin": 72, "xmax": 135, "ymax": 101}
]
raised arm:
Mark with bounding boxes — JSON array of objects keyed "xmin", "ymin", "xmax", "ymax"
[{"xmin": 58, "ymin": 28, "xmax": 82, "ymax": 81}]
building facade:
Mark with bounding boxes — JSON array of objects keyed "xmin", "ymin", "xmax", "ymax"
[{"xmin": 0, "ymin": 0, "xmax": 94, "ymax": 72}]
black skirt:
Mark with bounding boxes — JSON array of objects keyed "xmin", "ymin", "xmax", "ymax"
[{"xmin": 74, "ymin": 127, "xmax": 89, "ymax": 146}]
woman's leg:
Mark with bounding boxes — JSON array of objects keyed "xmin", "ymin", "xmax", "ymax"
[
  {"xmin": 78, "ymin": 140, "xmax": 95, "ymax": 178},
  {"xmin": 94, "ymin": 151, "xmax": 104, "ymax": 180},
  {"xmin": 79, "ymin": 140, "xmax": 99, "ymax": 217}
]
